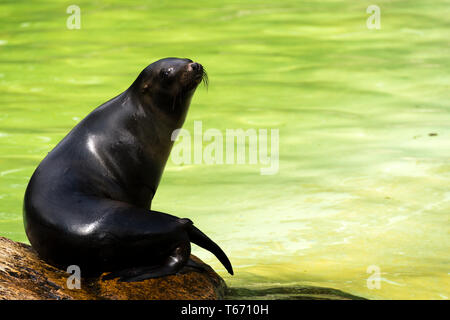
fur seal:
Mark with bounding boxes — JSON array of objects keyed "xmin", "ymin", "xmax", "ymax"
[{"xmin": 23, "ymin": 58, "xmax": 233, "ymax": 281}]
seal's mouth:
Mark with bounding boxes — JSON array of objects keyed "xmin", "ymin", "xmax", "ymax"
[
  {"xmin": 187, "ymin": 62, "xmax": 208, "ymax": 88},
  {"xmin": 169, "ymin": 62, "xmax": 208, "ymax": 112}
]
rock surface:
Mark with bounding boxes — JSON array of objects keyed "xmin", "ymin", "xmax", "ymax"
[
  {"xmin": 226, "ymin": 286, "xmax": 366, "ymax": 300},
  {"xmin": 0, "ymin": 236, "xmax": 226, "ymax": 300},
  {"xmin": 0, "ymin": 236, "xmax": 365, "ymax": 300}
]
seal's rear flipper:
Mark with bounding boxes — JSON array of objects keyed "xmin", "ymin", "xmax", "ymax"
[
  {"xmin": 103, "ymin": 265, "xmax": 170, "ymax": 282},
  {"xmin": 177, "ymin": 258, "xmax": 209, "ymax": 275},
  {"xmin": 102, "ymin": 242, "xmax": 191, "ymax": 282},
  {"xmin": 188, "ymin": 225, "xmax": 234, "ymax": 275}
]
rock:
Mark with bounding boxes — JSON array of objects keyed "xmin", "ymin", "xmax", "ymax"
[
  {"xmin": 0, "ymin": 236, "xmax": 226, "ymax": 300},
  {"xmin": 226, "ymin": 286, "xmax": 366, "ymax": 300},
  {"xmin": 0, "ymin": 236, "xmax": 365, "ymax": 300}
]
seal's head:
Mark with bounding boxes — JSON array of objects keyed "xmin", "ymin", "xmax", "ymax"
[{"xmin": 134, "ymin": 58, "xmax": 207, "ymax": 123}]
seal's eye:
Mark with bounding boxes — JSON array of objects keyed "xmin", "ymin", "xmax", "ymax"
[{"xmin": 160, "ymin": 67, "xmax": 174, "ymax": 79}]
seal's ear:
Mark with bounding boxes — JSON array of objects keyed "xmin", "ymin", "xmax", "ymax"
[{"xmin": 141, "ymin": 82, "xmax": 151, "ymax": 94}]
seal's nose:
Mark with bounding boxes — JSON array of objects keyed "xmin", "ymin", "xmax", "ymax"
[{"xmin": 189, "ymin": 62, "xmax": 202, "ymax": 72}]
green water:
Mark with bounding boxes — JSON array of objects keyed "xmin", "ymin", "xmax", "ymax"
[{"xmin": 1, "ymin": 0, "xmax": 449, "ymax": 300}]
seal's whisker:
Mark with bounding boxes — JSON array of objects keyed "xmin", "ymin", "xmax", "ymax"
[{"xmin": 202, "ymin": 68, "xmax": 209, "ymax": 89}]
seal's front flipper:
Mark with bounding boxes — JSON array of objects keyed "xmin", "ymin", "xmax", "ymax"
[{"xmin": 188, "ymin": 225, "xmax": 234, "ymax": 275}]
